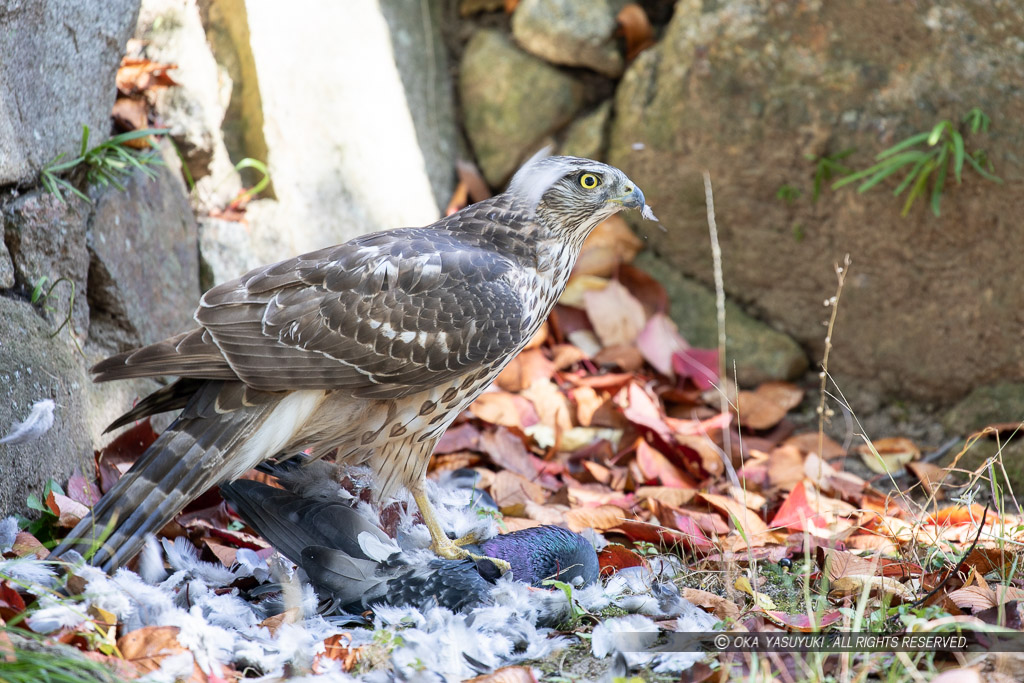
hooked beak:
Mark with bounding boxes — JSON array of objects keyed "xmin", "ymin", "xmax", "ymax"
[{"xmin": 611, "ymin": 184, "xmax": 645, "ymax": 209}]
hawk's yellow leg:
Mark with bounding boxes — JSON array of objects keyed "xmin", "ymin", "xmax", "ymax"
[{"xmin": 412, "ymin": 488, "xmax": 511, "ymax": 573}]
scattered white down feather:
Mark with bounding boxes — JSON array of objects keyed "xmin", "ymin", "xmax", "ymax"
[
  {"xmin": 1, "ymin": 478, "xmax": 718, "ymax": 679},
  {"xmin": 0, "ymin": 516, "xmax": 18, "ymax": 552},
  {"xmin": 0, "ymin": 398, "xmax": 55, "ymax": 445}
]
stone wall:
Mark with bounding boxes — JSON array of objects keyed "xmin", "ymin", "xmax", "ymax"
[
  {"xmin": 456, "ymin": 0, "xmax": 1024, "ymax": 407},
  {"xmin": 0, "ymin": 0, "xmax": 457, "ymax": 515}
]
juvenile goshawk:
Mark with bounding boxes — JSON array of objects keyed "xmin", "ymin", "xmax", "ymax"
[{"xmin": 53, "ymin": 155, "xmax": 651, "ymax": 572}]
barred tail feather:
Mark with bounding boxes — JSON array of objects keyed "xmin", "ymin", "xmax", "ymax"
[{"xmin": 53, "ymin": 390, "xmax": 324, "ymax": 572}]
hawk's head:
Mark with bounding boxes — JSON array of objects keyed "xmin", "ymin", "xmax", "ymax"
[{"xmin": 508, "ymin": 155, "xmax": 650, "ymax": 237}]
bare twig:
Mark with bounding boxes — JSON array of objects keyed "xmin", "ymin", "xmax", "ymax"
[
  {"xmin": 702, "ymin": 170, "xmax": 738, "ymax": 488},
  {"xmin": 816, "ymin": 255, "xmax": 850, "ymax": 482}
]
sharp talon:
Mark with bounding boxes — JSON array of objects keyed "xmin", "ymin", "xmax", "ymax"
[
  {"xmin": 412, "ymin": 485, "xmax": 510, "ymax": 573},
  {"xmin": 431, "ymin": 536, "xmax": 511, "ymax": 574},
  {"xmin": 453, "ymin": 530, "xmax": 484, "ymax": 547}
]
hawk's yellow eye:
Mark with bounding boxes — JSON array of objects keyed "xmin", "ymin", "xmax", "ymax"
[{"xmin": 579, "ymin": 173, "xmax": 600, "ymax": 189}]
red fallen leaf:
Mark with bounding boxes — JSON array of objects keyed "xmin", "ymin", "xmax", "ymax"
[
  {"xmin": 435, "ymin": 422, "xmax": 481, "ymax": 454},
  {"xmin": 45, "ymin": 491, "xmax": 90, "ymax": 528},
  {"xmin": 66, "ymin": 468, "xmax": 101, "ymax": 507},
  {"xmin": 617, "ymin": 264, "xmax": 668, "ymax": 315},
  {"xmin": 672, "ymin": 349, "xmax": 719, "ymax": 391},
  {"xmin": 636, "ymin": 313, "xmax": 688, "ymax": 378},
  {"xmin": 930, "ymin": 504, "xmax": 991, "ymax": 526},
  {"xmin": 617, "ymin": 383, "xmax": 708, "ymax": 477},
  {"xmin": 478, "ymin": 427, "xmax": 538, "ymax": 480},
  {"xmin": 612, "ymin": 519, "xmax": 713, "ymax": 552},
  {"xmin": 763, "ymin": 610, "xmax": 843, "ymax": 631},
  {"xmin": 185, "ymin": 518, "xmax": 270, "ymax": 551},
  {"xmin": 96, "ymin": 419, "xmax": 159, "ymax": 489},
  {"xmin": 617, "ymin": 4, "xmax": 656, "ymax": 62},
  {"xmin": 598, "ymin": 544, "xmax": 646, "ymax": 576},
  {"xmin": 0, "ymin": 582, "xmax": 26, "ymax": 621},
  {"xmin": 457, "ymin": 159, "xmax": 492, "ymax": 203},
  {"xmin": 618, "ymin": 383, "xmax": 673, "ymax": 442},
  {"xmin": 769, "ymin": 481, "xmax": 827, "ymax": 532},
  {"xmin": 583, "ymin": 279, "xmax": 647, "ymax": 348},
  {"xmin": 445, "ymin": 180, "xmax": 469, "ymax": 216},
  {"xmin": 670, "ymin": 514, "xmax": 715, "ymax": 550},
  {"xmin": 635, "ymin": 440, "xmax": 695, "ymax": 488}
]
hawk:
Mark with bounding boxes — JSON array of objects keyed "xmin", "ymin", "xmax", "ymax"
[{"xmin": 53, "ymin": 155, "xmax": 651, "ymax": 572}]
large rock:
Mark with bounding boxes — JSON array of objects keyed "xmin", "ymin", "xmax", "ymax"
[
  {"xmin": 0, "ymin": 0, "xmax": 140, "ymax": 185},
  {"xmin": 512, "ymin": 0, "xmax": 625, "ymax": 78},
  {"xmin": 610, "ymin": 0, "xmax": 1024, "ymax": 403},
  {"xmin": 0, "ymin": 297, "xmax": 157, "ymax": 517},
  {"xmin": 636, "ymin": 252, "xmax": 808, "ymax": 386},
  {"xmin": 943, "ymin": 382, "xmax": 1024, "ymax": 436},
  {"xmin": 86, "ymin": 163, "xmax": 200, "ymax": 350},
  {"xmin": 200, "ymin": 0, "xmax": 456, "ymax": 270},
  {"xmin": 135, "ymin": 0, "xmax": 243, "ymax": 211},
  {"xmin": 2, "ymin": 192, "xmax": 92, "ymax": 337},
  {"xmin": 0, "ymin": 220, "xmax": 14, "ymax": 289},
  {"xmin": 561, "ymin": 101, "xmax": 613, "ymax": 161},
  {"xmin": 461, "ymin": 30, "xmax": 586, "ymax": 186}
]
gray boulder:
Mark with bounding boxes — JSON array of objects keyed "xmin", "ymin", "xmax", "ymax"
[
  {"xmin": 0, "ymin": 297, "xmax": 157, "ymax": 517},
  {"xmin": 610, "ymin": 0, "xmax": 1024, "ymax": 402},
  {"xmin": 561, "ymin": 101, "xmax": 613, "ymax": 161},
  {"xmin": 0, "ymin": 0, "xmax": 140, "ymax": 185},
  {"xmin": 2, "ymin": 192, "xmax": 92, "ymax": 337},
  {"xmin": 512, "ymin": 0, "xmax": 625, "ymax": 78},
  {"xmin": 461, "ymin": 29, "xmax": 586, "ymax": 186},
  {"xmin": 635, "ymin": 251, "xmax": 808, "ymax": 386},
  {"xmin": 87, "ymin": 163, "xmax": 200, "ymax": 350}
]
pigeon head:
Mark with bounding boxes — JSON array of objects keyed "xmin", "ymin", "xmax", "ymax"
[{"xmin": 478, "ymin": 525, "xmax": 600, "ymax": 588}]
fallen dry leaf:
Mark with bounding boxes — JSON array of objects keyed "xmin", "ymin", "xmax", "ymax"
[
  {"xmin": 635, "ymin": 313, "xmax": 688, "ymax": 378},
  {"xmin": 116, "ymin": 58, "xmax": 179, "ymax": 94},
  {"xmin": 617, "ymin": 4, "xmax": 655, "ymax": 62},
  {"xmin": 564, "ymin": 504, "xmax": 626, "ymax": 532},
  {"xmin": 583, "ymin": 279, "xmax": 647, "ymax": 348},
  {"xmin": 857, "ymin": 437, "xmax": 921, "ymax": 474},
  {"xmin": 784, "ymin": 432, "xmax": 847, "ymax": 459},
  {"xmin": 466, "ymin": 666, "xmax": 537, "ymax": 683},
  {"xmin": 560, "ymin": 274, "xmax": 608, "ymax": 308}
]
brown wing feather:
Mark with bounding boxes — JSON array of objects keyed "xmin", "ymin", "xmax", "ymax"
[
  {"xmin": 91, "ymin": 328, "xmax": 236, "ymax": 382},
  {"xmin": 91, "ymin": 203, "xmax": 531, "ymax": 400},
  {"xmin": 195, "ymin": 225, "xmax": 528, "ymax": 399}
]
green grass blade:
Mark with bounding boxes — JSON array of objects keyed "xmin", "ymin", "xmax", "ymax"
[
  {"xmin": 854, "ymin": 152, "xmax": 928, "ymax": 193},
  {"xmin": 901, "ymin": 160, "xmax": 934, "ymax": 216},
  {"xmin": 892, "ymin": 156, "xmax": 931, "ymax": 196},
  {"xmin": 965, "ymin": 153, "xmax": 1003, "ymax": 183},
  {"xmin": 952, "ymin": 131, "xmax": 965, "ymax": 183},
  {"xmin": 931, "ymin": 153, "xmax": 949, "ymax": 217},
  {"xmin": 875, "ymin": 132, "xmax": 930, "ymax": 160},
  {"xmin": 78, "ymin": 125, "xmax": 90, "ymax": 157},
  {"xmin": 927, "ymin": 121, "xmax": 949, "ymax": 147}
]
